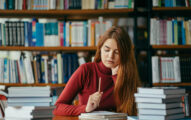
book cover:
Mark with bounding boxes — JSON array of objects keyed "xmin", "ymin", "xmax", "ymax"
[
  {"xmin": 139, "ymin": 113, "xmax": 184, "ymax": 120},
  {"xmin": 135, "ymin": 97, "xmax": 182, "ymax": 103},
  {"xmin": 138, "ymin": 87, "xmax": 185, "ymax": 95},
  {"xmin": 135, "ymin": 93, "xmax": 185, "ymax": 99},
  {"xmin": 137, "ymin": 102, "xmax": 182, "ymax": 109},
  {"xmin": 138, "ymin": 107, "xmax": 183, "ymax": 115}
]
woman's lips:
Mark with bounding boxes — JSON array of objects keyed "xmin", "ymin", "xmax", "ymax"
[{"xmin": 106, "ymin": 60, "xmax": 114, "ymax": 64}]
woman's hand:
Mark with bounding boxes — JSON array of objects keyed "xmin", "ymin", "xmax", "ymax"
[
  {"xmin": 111, "ymin": 65, "xmax": 119, "ymax": 75},
  {"xmin": 85, "ymin": 91, "xmax": 103, "ymax": 112}
]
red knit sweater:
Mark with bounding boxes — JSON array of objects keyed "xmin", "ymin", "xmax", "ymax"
[{"xmin": 53, "ymin": 61, "xmax": 117, "ymax": 116}]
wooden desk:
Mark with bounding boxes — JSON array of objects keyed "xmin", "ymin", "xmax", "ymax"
[
  {"xmin": 53, "ymin": 116, "xmax": 78, "ymax": 120},
  {"xmin": 53, "ymin": 116, "xmax": 128, "ymax": 120}
]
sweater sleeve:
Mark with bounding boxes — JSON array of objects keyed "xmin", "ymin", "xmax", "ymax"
[{"xmin": 53, "ymin": 64, "xmax": 87, "ymax": 116}]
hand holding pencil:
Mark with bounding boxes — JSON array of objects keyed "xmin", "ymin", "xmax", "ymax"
[{"xmin": 85, "ymin": 77, "xmax": 103, "ymax": 113}]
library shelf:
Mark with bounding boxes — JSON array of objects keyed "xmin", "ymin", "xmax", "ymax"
[
  {"xmin": 152, "ymin": 7, "xmax": 191, "ymax": 17},
  {"xmin": 153, "ymin": 83, "xmax": 191, "ymax": 87},
  {"xmin": 152, "ymin": 7, "xmax": 191, "ymax": 11},
  {"xmin": 152, "ymin": 45, "xmax": 191, "ymax": 49},
  {"xmin": 0, "ymin": 46, "xmax": 97, "ymax": 51},
  {"xmin": 0, "ymin": 83, "xmax": 66, "ymax": 87},
  {"xmin": 0, "ymin": 9, "xmax": 133, "ymax": 19}
]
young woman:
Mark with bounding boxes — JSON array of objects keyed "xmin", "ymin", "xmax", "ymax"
[{"xmin": 53, "ymin": 26, "xmax": 141, "ymax": 116}]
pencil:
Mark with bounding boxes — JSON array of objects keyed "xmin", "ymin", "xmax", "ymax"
[{"xmin": 98, "ymin": 77, "xmax": 101, "ymax": 92}]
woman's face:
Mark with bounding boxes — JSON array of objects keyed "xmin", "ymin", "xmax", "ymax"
[{"xmin": 101, "ymin": 38, "xmax": 120, "ymax": 68}]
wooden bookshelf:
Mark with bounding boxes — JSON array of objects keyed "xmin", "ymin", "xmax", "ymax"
[
  {"xmin": 153, "ymin": 7, "xmax": 191, "ymax": 11},
  {"xmin": 0, "ymin": 46, "xmax": 97, "ymax": 51},
  {"xmin": 152, "ymin": 45, "xmax": 191, "ymax": 49},
  {"xmin": 0, "ymin": 9, "xmax": 133, "ymax": 19},
  {"xmin": 0, "ymin": 83, "xmax": 66, "ymax": 87},
  {"xmin": 153, "ymin": 83, "xmax": 191, "ymax": 87},
  {"xmin": 152, "ymin": 7, "xmax": 191, "ymax": 17}
]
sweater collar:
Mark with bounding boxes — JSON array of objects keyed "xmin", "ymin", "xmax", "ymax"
[{"xmin": 97, "ymin": 61, "xmax": 112, "ymax": 75}]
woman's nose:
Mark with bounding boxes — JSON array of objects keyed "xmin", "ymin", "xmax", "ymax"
[{"xmin": 108, "ymin": 51, "xmax": 114, "ymax": 58}]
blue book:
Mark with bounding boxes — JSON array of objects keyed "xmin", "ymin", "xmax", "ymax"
[
  {"xmin": 40, "ymin": 57, "xmax": 45, "ymax": 83},
  {"xmin": 4, "ymin": 58, "xmax": 9, "ymax": 83},
  {"xmin": 54, "ymin": 58, "xmax": 58, "ymax": 84},
  {"xmin": 63, "ymin": 21, "xmax": 66, "ymax": 46},
  {"xmin": 181, "ymin": 21, "xmax": 186, "ymax": 45},
  {"xmin": 170, "ymin": 0, "xmax": 173, "ymax": 7},
  {"xmin": 44, "ymin": 23, "xmax": 51, "ymax": 42},
  {"xmin": 67, "ymin": 54, "xmax": 72, "ymax": 82},
  {"xmin": 36, "ymin": 23, "xmax": 44, "ymax": 46},
  {"xmin": 24, "ymin": 22, "xmax": 29, "ymax": 46},
  {"xmin": 35, "ymin": 55, "xmax": 42, "ymax": 83},
  {"xmin": 83, "ymin": 21, "xmax": 88, "ymax": 46},
  {"xmin": 172, "ymin": 20, "xmax": 175, "ymax": 44},
  {"xmin": 176, "ymin": 0, "xmax": 186, "ymax": 7},
  {"xmin": 165, "ymin": 0, "xmax": 171, "ymax": 7},
  {"xmin": 8, "ymin": 0, "xmax": 15, "ymax": 10},
  {"xmin": 62, "ymin": 54, "xmax": 69, "ymax": 83},
  {"xmin": 28, "ymin": 22, "xmax": 32, "ymax": 46},
  {"xmin": 4, "ymin": 0, "xmax": 6, "ymax": 9},
  {"xmin": 72, "ymin": 54, "xmax": 79, "ymax": 73},
  {"xmin": 173, "ymin": 20, "xmax": 178, "ymax": 45},
  {"xmin": 177, "ymin": 20, "xmax": 183, "ymax": 45},
  {"xmin": 51, "ymin": 22, "xmax": 58, "ymax": 36},
  {"xmin": 14, "ymin": 61, "xmax": 19, "ymax": 83}
]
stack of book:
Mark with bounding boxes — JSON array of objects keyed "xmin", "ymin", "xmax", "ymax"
[
  {"xmin": 135, "ymin": 87, "xmax": 186, "ymax": 120},
  {"xmin": 7, "ymin": 86, "xmax": 51, "ymax": 106},
  {"xmin": 79, "ymin": 111, "xmax": 127, "ymax": 120},
  {"xmin": 5, "ymin": 86, "xmax": 53, "ymax": 119},
  {"xmin": 5, "ymin": 106, "xmax": 55, "ymax": 120},
  {"xmin": 31, "ymin": 106, "xmax": 55, "ymax": 119}
]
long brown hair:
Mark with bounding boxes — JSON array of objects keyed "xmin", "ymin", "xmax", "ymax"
[{"xmin": 94, "ymin": 26, "xmax": 141, "ymax": 115}]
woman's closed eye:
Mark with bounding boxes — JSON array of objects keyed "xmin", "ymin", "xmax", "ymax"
[
  {"xmin": 114, "ymin": 51, "xmax": 119, "ymax": 54},
  {"xmin": 104, "ymin": 48, "xmax": 110, "ymax": 52}
]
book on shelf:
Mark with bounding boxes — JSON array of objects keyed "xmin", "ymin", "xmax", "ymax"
[
  {"xmin": 0, "ymin": 17, "xmax": 113, "ymax": 47},
  {"xmin": 0, "ymin": 0, "xmax": 134, "ymax": 10},
  {"xmin": 0, "ymin": 51, "xmax": 80, "ymax": 84},
  {"xmin": 151, "ymin": 56, "xmax": 182, "ymax": 83},
  {"xmin": 150, "ymin": 18, "xmax": 191, "ymax": 45},
  {"xmin": 152, "ymin": 0, "xmax": 187, "ymax": 7},
  {"xmin": 78, "ymin": 111, "xmax": 127, "ymax": 120}
]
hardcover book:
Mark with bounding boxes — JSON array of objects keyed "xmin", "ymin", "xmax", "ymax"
[
  {"xmin": 79, "ymin": 111, "xmax": 127, "ymax": 120},
  {"xmin": 138, "ymin": 87, "xmax": 185, "ymax": 95}
]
